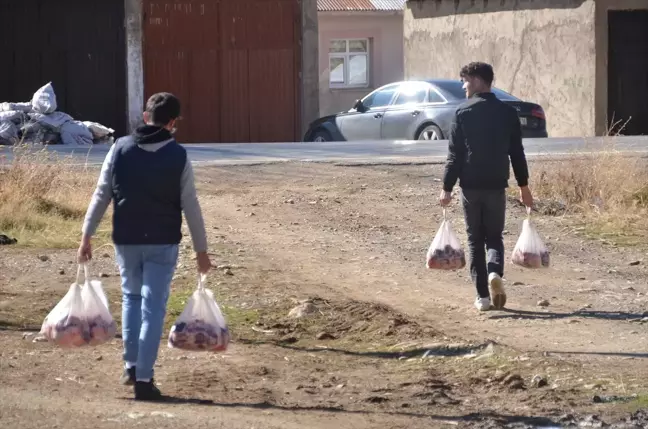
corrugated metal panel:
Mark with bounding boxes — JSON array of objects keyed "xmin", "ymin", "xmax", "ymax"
[
  {"xmin": 317, "ymin": 0, "xmax": 405, "ymax": 11},
  {"xmin": 0, "ymin": 0, "xmax": 127, "ymax": 136},
  {"xmin": 369, "ymin": 0, "xmax": 407, "ymax": 11},
  {"xmin": 144, "ymin": 0, "xmax": 301, "ymax": 143}
]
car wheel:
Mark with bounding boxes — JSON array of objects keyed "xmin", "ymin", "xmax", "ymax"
[
  {"xmin": 311, "ymin": 129, "xmax": 332, "ymax": 142},
  {"xmin": 417, "ymin": 124, "xmax": 443, "ymax": 141}
]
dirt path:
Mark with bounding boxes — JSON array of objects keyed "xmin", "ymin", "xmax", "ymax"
[
  {"xmin": 195, "ymin": 163, "xmax": 648, "ymax": 357},
  {"xmin": 1, "ymin": 162, "xmax": 647, "ymax": 428}
]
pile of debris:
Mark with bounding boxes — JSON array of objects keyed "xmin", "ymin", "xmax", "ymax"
[{"xmin": 0, "ymin": 82, "xmax": 114, "ymax": 146}]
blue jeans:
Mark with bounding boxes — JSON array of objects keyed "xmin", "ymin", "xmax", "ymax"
[{"xmin": 115, "ymin": 244, "xmax": 179, "ymax": 381}]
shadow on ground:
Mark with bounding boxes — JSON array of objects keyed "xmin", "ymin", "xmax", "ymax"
[
  {"xmin": 123, "ymin": 395, "xmax": 562, "ymax": 427},
  {"xmin": 237, "ymin": 338, "xmax": 489, "ymax": 360}
]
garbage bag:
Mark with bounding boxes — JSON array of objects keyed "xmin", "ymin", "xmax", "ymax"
[
  {"xmin": 0, "ymin": 110, "xmax": 26, "ymax": 124},
  {"xmin": 426, "ymin": 210, "xmax": 466, "ymax": 270},
  {"xmin": 0, "ymin": 102, "xmax": 32, "ymax": 113},
  {"xmin": 31, "ymin": 82, "xmax": 57, "ymax": 114},
  {"xmin": 60, "ymin": 121, "xmax": 93, "ymax": 145},
  {"xmin": 83, "ymin": 121, "xmax": 114, "ymax": 139},
  {"xmin": 511, "ymin": 209, "xmax": 550, "ymax": 269},
  {"xmin": 0, "ymin": 121, "xmax": 18, "ymax": 145},
  {"xmin": 168, "ymin": 275, "xmax": 230, "ymax": 352},
  {"xmin": 40, "ymin": 265, "xmax": 116, "ymax": 348},
  {"xmin": 30, "ymin": 112, "xmax": 73, "ymax": 130}
]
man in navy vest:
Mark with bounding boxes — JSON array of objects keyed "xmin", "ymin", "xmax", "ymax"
[{"xmin": 78, "ymin": 92, "xmax": 211, "ymax": 400}]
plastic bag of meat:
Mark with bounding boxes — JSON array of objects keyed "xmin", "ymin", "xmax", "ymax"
[
  {"xmin": 40, "ymin": 273, "xmax": 89, "ymax": 348},
  {"xmin": 31, "ymin": 82, "xmax": 58, "ymax": 114},
  {"xmin": 168, "ymin": 275, "xmax": 230, "ymax": 352},
  {"xmin": 40, "ymin": 265, "xmax": 116, "ymax": 347},
  {"xmin": 80, "ymin": 266, "xmax": 117, "ymax": 346},
  {"xmin": 426, "ymin": 210, "xmax": 466, "ymax": 270},
  {"xmin": 511, "ymin": 209, "xmax": 550, "ymax": 269}
]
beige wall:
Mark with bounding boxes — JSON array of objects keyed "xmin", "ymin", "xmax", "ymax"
[
  {"xmin": 404, "ymin": 0, "xmax": 597, "ymax": 137},
  {"xmin": 319, "ymin": 11, "xmax": 404, "ymax": 116}
]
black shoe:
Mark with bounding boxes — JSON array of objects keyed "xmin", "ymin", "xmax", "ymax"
[
  {"xmin": 134, "ymin": 380, "xmax": 163, "ymax": 401},
  {"xmin": 120, "ymin": 367, "xmax": 136, "ymax": 386}
]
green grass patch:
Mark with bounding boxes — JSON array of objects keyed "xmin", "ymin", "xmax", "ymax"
[
  {"xmin": 165, "ymin": 282, "xmax": 260, "ymax": 335},
  {"xmin": 579, "ymin": 222, "xmax": 644, "ymax": 247}
]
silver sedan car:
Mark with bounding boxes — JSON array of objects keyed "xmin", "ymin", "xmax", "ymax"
[{"xmin": 303, "ymin": 79, "xmax": 548, "ymax": 142}]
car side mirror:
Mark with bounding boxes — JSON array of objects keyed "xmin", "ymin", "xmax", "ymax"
[{"xmin": 353, "ymin": 99, "xmax": 367, "ymax": 113}]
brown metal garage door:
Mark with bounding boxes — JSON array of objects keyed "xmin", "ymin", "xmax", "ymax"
[
  {"xmin": 0, "ymin": 0, "xmax": 128, "ymax": 136},
  {"xmin": 143, "ymin": 0, "xmax": 301, "ymax": 143}
]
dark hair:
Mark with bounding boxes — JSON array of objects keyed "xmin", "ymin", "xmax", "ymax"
[
  {"xmin": 145, "ymin": 92, "xmax": 181, "ymax": 126},
  {"xmin": 460, "ymin": 62, "xmax": 494, "ymax": 86}
]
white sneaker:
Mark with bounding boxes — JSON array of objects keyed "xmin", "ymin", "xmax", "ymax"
[
  {"xmin": 475, "ymin": 296, "xmax": 492, "ymax": 311},
  {"xmin": 489, "ymin": 273, "xmax": 507, "ymax": 310}
]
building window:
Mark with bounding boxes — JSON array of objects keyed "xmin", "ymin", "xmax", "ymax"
[{"xmin": 329, "ymin": 39, "xmax": 369, "ymax": 88}]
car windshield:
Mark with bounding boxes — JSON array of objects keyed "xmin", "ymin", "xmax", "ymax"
[{"xmin": 433, "ymin": 80, "xmax": 520, "ymax": 101}]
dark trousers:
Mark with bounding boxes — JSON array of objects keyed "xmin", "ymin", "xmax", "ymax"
[{"xmin": 461, "ymin": 188, "xmax": 506, "ymax": 298}]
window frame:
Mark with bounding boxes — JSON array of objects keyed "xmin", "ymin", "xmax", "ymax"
[{"xmin": 328, "ymin": 38, "xmax": 370, "ymax": 89}]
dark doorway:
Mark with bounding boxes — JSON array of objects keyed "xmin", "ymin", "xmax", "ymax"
[
  {"xmin": 608, "ymin": 10, "xmax": 648, "ymax": 136},
  {"xmin": 0, "ymin": 0, "xmax": 128, "ymax": 136}
]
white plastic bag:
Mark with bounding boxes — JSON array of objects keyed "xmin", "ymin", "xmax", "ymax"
[
  {"xmin": 30, "ymin": 111, "xmax": 73, "ymax": 130},
  {"xmin": 40, "ymin": 269, "xmax": 89, "ymax": 348},
  {"xmin": 0, "ymin": 102, "xmax": 32, "ymax": 113},
  {"xmin": 40, "ymin": 265, "xmax": 116, "ymax": 347},
  {"xmin": 0, "ymin": 121, "xmax": 18, "ymax": 145},
  {"xmin": 60, "ymin": 121, "xmax": 93, "ymax": 145},
  {"xmin": 81, "ymin": 267, "xmax": 117, "ymax": 346},
  {"xmin": 511, "ymin": 209, "xmax": 550, "ymax": 269},
  {"xmin": 83, "ymin": 121, "xmax": 115, "ymax": 139},
  {"xmin": 31, "ymin": 82, "xmax": 58, "ymax": 114},
  {"xmin": 426, "ymin": 209, "xmax": 466, "ymax": 270},
  {"xmin": 168, "ymin": 275, "xmax": 230, "ymax": 352},
  {"xmin": 0, "ymin": 110, "xmax": 25, "ymax": 123}
]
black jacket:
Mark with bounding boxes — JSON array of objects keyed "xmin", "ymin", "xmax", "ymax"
[
  {"xmin": 111, "ymin": 126, "xmax": 187, "ymax": 245},
  {"xmin": 442, "ymin": 92, "xmax": 529, "ymax": 192}
]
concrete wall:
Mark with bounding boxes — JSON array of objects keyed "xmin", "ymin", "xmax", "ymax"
[
  {"xmin": 404, "ymin": 0, "xmax": 596, "ymax": 137},
  {"xmin": 302, "ymin": 0, "xmax": 320, "ymax": 136},
  {"xmin": 125, "ymin": 0, "xmax": 144, "ymax": 133},
  {"xmin": 319, "ymin": 11, "xmax": 404, "ymax": 116}
]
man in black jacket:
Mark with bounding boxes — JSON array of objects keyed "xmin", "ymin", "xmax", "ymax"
[{"xmin": 440, "ymin": 62, "xmax": 533, "ymax": 311}]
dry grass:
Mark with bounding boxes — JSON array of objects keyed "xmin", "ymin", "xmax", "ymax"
[
  {"xmin": 1, "ymin": 133, "xmax": 647, "ymax": 249},
  {"xmin": 528, "ymin": 138, "xmax": 648, "ymax": 244},
  {"xmin": 0, "ymin": 145, "xmax": 108, "ymax": 248}
]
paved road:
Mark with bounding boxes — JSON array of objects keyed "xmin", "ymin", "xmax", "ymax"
[{"xmin": 2, "ymin": 136, "xmax": 648, "ymax": 166}]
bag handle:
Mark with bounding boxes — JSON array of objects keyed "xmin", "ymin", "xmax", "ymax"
[
  {"xmin": 198, "ymin": 273, "xmax": 207, "ymax": 291},
  {"xmin": 443, "ymin": 208, "xmax": 447, "ymax": 221},
  {"xmin": 75, "ymin": 264, "xmax": 90, "ymax": 285},
  {"xmin": 526, "ymin": 206, "xmax": 532, "ymax": 219}
]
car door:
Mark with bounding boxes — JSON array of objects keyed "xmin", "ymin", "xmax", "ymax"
[
  {"xmin": 339, "ymin": 84, "xmax": 398, "ymax": 140},
  {"xmin": 380, "ymin": 82, "xmax": 431, "ymax": 140}
]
